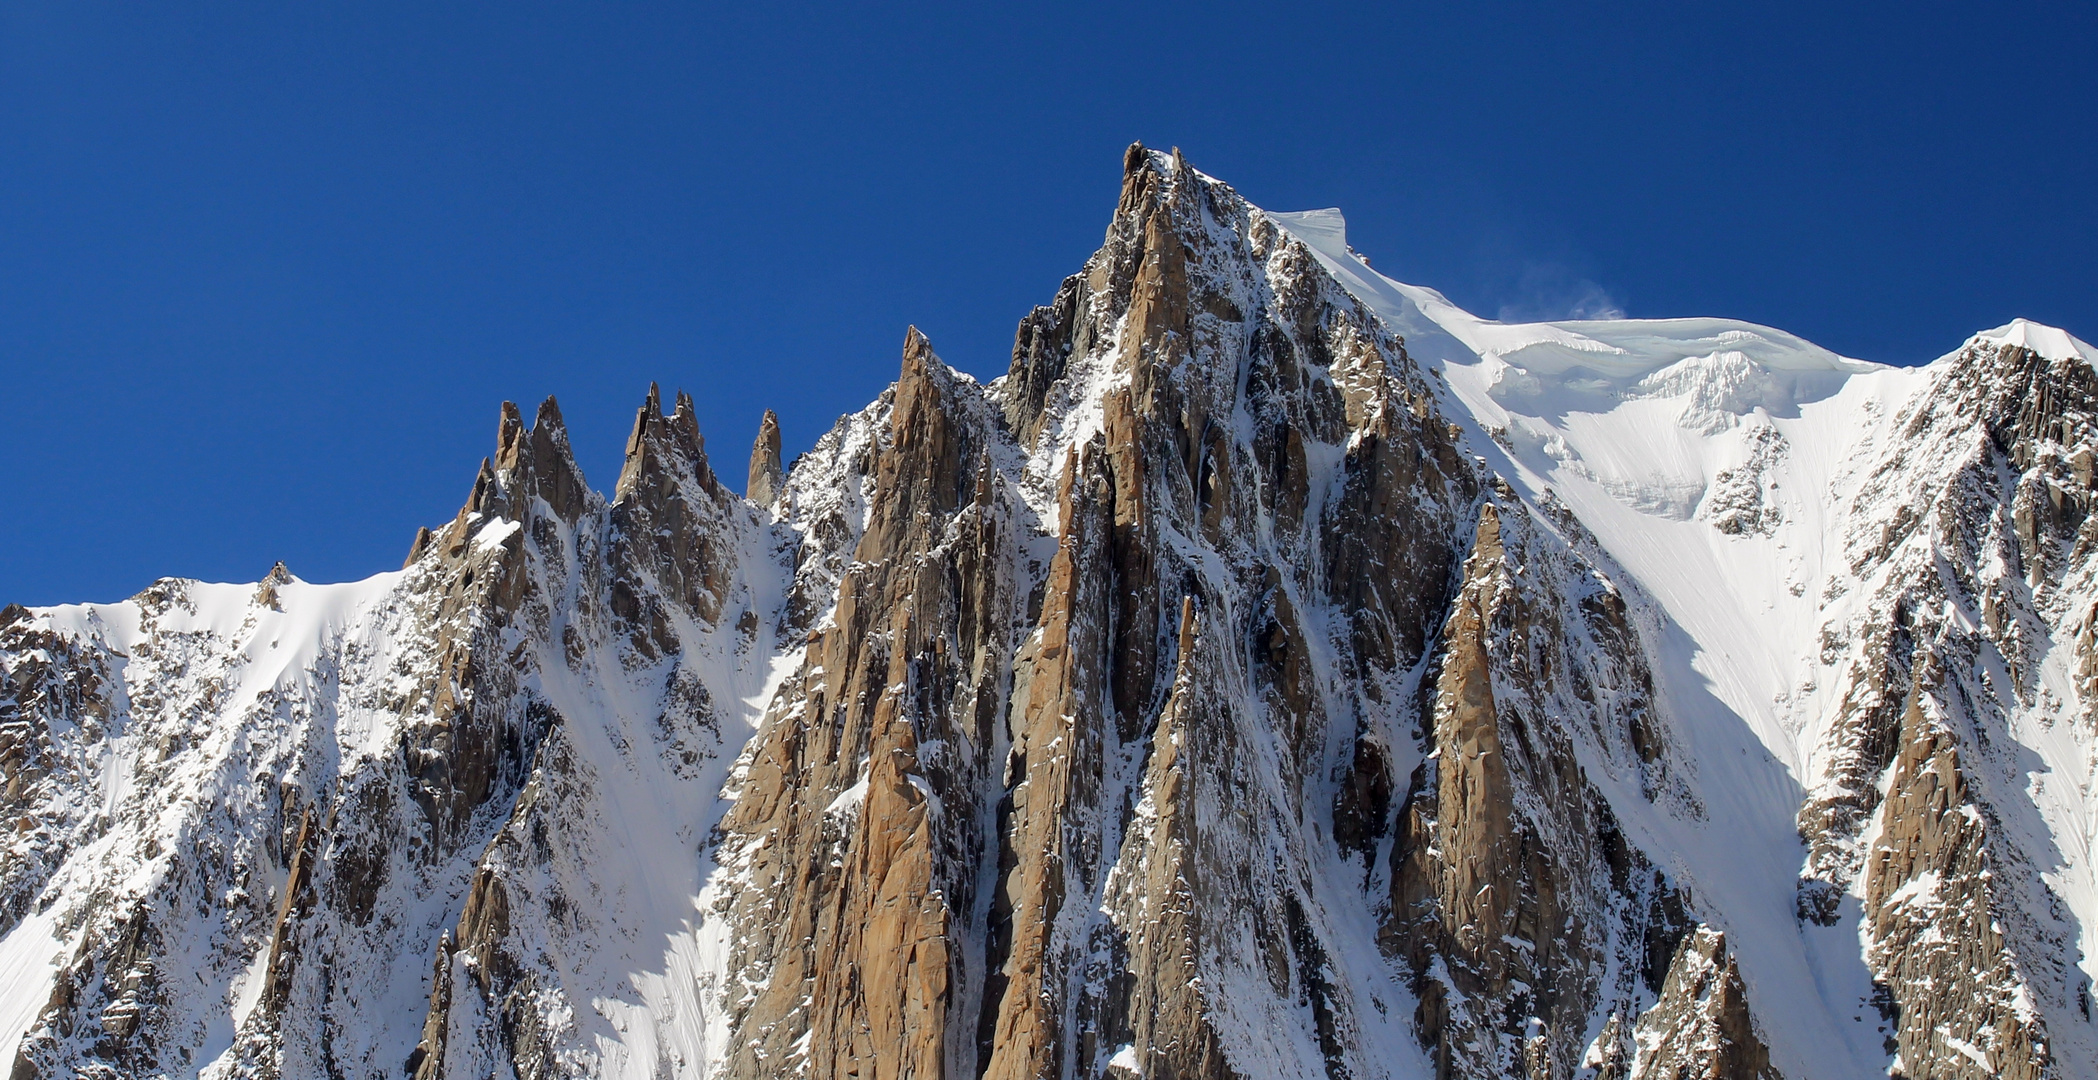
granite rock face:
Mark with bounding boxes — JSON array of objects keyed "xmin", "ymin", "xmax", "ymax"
[
  {"xmin": 748, "ymin": 409, "xmax": 784, "ymax": 509},
  {"xmin": 3, "ymin": 146, "xmax": 2096, "ymax": 1080}
]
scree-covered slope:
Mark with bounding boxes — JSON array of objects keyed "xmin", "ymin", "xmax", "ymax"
[{"xmin": 3, "ymin": 145, "xmax": 2095, "ymax": 1080}]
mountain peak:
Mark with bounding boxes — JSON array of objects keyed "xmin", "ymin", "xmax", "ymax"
[
  {"xmin": 9, "ymin": 143, "xmax": 2098, "ymax": 1080},
  {"xmin": 1974, "ymin": 317, "xmax": 2098, "ymax": 365}
]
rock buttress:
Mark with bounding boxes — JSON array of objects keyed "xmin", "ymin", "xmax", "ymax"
[
  {"xmin": 714, "ymin": 329, "xmax": 1025, "ymax": 1080},
  {"xmin": 749, "ymin": 408, "xmax": 784, "ymax": 506}
]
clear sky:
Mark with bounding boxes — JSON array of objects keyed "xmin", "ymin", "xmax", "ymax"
[{"xmin": 3, "ymin": 1, "xmax": 2093, "ymax": 606}]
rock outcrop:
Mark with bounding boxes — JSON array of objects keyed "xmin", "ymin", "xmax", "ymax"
[
  {"xmin": 1612, "ymin": 928, "xmax": 1778, "ymax": 1080},
  {"xmin": 748, "ymin": 408, "xmax": 784, "ymax": 506}
]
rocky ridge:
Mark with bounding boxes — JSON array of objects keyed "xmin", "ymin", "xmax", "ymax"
[{"xmin": 0, "ymin": 146, "xmax": 2094, "ymax": 1080}]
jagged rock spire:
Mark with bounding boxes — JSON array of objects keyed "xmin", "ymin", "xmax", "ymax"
[
  {"xmin": 748, "ymin": 409, "xmax": 783, "ymax": 505},
  {"xmin": 403, "ymin": 396, "xmax": 592, "ymax": 569},
  {"xmin": 616, "ymin": 382, "xmax": 720, "ymax": 505},
  {"xmin": 523, "ymin": 395, "xmax": 588, "ymax": 522},
  {"xmin": 403, "ymin": 526, "xmax": 435, "ymax": 568}
]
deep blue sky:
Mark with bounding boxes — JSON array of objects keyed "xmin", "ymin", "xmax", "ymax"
[{"xmin": 4, "ymin": 2, "xmax": 2094, "ymax": 606}]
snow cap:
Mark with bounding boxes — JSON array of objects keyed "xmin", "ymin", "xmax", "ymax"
[{"xmin": 1974, "ymin": 318, "xmax": 2098, "ymax": 366}]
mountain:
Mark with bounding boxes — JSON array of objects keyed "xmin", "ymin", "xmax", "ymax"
[{"xmin": 4, "ymin": 144, "xmax": 2095, "ymax": 1080}]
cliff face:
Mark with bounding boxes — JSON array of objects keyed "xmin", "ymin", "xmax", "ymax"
[
  {"xmin": 3, "ymin": 146, "xmax": 2096, "ymax": 1080},
  {"xmin": 1788, "ymin": 332, "xmax": 2098, "ymax": 1079},
  {"xmin": 707, "ymin": 147, "xmax": 1495, "ymax": 1080}
]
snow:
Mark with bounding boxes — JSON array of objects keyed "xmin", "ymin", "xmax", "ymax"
[
  {"xmin": 0, "ymin": 470, "xmax": 804, "ymax": 1076},
  {"xmin": 1940, "ymin": 1030, "xmax": 1993, "ymax": 1068},
  {"xmin": 2, "ymin": 568, "xmax": 420, "ymax": 1074},
  {"xmin": 1977, "ymin": 317, "xmax": 2098, "ymax": 366},
  {"xmin": 1272, "ymin": 208, "xmax": 1922, "ymax": 759},
  {"xmin": 824, "ymin": 775, "xmax": 870, "ymax": 816},
  {"xmin": 495, "ymin": 495, "xmax": 803, "ymax": 1080},
  {"xmin": 0, "ymin": 908, "xmax": 64, "ymax": 1067}
]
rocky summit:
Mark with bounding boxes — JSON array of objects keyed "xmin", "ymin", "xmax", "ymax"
[{"xmin": 4, "ymin": 145, "xmax": 2097, "ymax": 1080}]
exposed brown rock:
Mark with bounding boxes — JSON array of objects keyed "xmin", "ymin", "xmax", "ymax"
[
  {"xmin": 259, "ymin": 804, "xmax": 318, "ymax": 1015},
  {"xmin": 0, "ymin": 619, "xmax": 114, "ymax": 936},
  {"xmin": 253, "ymin": 561, "xmax": 293, "ymax": 609},
  {"xmin": 402, "ymin": 933, "xmax": 453, "ymax": 1080},
  {"xmin": 706, "ymin": 142, "xmax": 1707, "ymax": 1080},
  {"xmin": 1864, "ymin": 694, "xmax": 2050, "ymax": 1080},
  {"xmin": 714, "ymin": 327, "xmax": 1017, "ymax": 1080},
  {"xmin": 398, "ymin": 383, "xmax": 760, "ymax": 1075},
  {"xmin": 404, "ymin": 525, "xmax": 436, "ymax": 568},
  {"xmin": 1622, "ymin": 928, "xmax": 1778, "ymax": 1080},
  {"xmin": 608, "ymin": 384, "xmax": 738, "ymax": 646},
  {"xmin": 748, "ymin": 408, "xmax": 784, "ymax": 505},
  {"xmin": 1385, "ymin": 495, "xmax": 1705, "ymax": 1079},
  {"xmin": 980, "ymin": 443, "xmax": 1122, "ymax": 1080}
]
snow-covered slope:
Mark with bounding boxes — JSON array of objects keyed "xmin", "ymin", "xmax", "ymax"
[
  {"xmin": 4, "ymin": 146, "xmax": 2096, "ymax": 1080},
  {"xmin": 2, "ymin": 392, "xmax": 805, "ymax": 1079},
  {"xmin": 1279, "ymin": 207, "xmax": 2098, "ymax": 1077}
]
